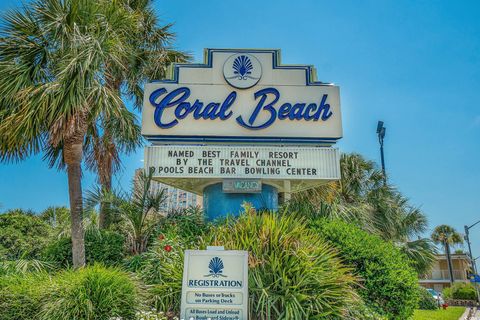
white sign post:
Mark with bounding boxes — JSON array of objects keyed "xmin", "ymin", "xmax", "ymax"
[{"xmin": 180, "ymin": 250, "xmax": 249, "ymax": 320}]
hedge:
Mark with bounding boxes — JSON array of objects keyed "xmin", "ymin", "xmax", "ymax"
[
  {"xmin": 43, "ymin": 230, "xmax": 125, "ymax": 267},
  {"xmin": 0, "ymin": 265, "xmax": 138, "ymax": 320},
  {"xmin": 312, "ymin": 218, "xmax": 419, "ymax": 320}
]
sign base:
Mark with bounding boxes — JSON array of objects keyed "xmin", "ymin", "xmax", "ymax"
[{"xmin": 203, "ymin": 182, "xmax": 278, "ymax": 220}]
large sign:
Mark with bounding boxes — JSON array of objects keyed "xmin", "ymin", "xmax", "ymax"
[
  {"xmin": 142, "ymin": 49, "xmax": 342, "ymax": 145},
  {"xmin": 180, "ymin": 250, "xmax": 248, "ymax": 320}
]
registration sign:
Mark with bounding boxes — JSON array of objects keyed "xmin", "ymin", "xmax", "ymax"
[{"xmin": 180, "ymin": 250, "xmax": 248, "ymax": 320}]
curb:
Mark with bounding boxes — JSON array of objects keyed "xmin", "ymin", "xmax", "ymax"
[{"xmin": 459, "ymin": 307, "xmax": 472, "ymax": 320}]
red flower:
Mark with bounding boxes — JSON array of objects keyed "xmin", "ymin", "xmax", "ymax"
[
  {"xmin": 158, "ymin": 234, "xmax": 165, "ymax": 241},
  {"xmin": 164, "ymin": 245, "xmax": 172, "ymax": 252}
]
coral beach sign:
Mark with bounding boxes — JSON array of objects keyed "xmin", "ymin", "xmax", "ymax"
[
  {"xmin": 142, "ymin": 49, "xmax": 342, "ymax": 145},
  {"xmin": 141, "ymin": 48, "xmax": 343, "ymax": 219}
]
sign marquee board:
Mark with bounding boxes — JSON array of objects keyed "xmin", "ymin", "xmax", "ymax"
[
  {"xmin": 141, "ymin": 49, "xmax": 342, "ymax": 145},
  {"xmin": 144, "ymin": 145, "xmax": 340, "ymax": 194},
  {"xmin": 180, "ymin": 250, "xmax": 249, "ymax": 320}
]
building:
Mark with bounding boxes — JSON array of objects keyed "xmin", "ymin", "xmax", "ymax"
[
  {"xmin": 419, "ymin": 253, "xmax": 473, "ymax": 292},
  {"xmin": 159, "ymin": 183, "xmax": 202, "ymax": 212},
  {"xmin": 134, "ymin": 169, "xmax": 202, "ymax": 213}
]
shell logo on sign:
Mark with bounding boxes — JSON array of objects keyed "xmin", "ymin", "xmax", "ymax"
[{"xmin": 223, "ymin": 53, "xmax": 262, "ymax": 89}]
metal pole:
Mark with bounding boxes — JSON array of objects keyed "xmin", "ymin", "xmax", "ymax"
[
  {"xmin": 377, "ymin": 121, "xmax": 386, "ymax": 184},
  {"xmin": 465, "ymin": 225, "xmax": 477, "ymax": 274},
  {"xmin": 465, "ymin": 220, "xmax": 480, "ymax": 274},
  {"xmin": 465, "ymin": 220, "xmax": 480, "ymax": 304},
  {"xmin": 380, "ymin": 140, "xmax": 386, "ymax": 180}
]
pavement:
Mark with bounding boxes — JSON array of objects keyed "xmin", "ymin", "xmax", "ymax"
[
  {"xmin": 474, "ymin": 309, "xmax": 480, "ymax": 319},
  {"xmin": 460, "ymin": 307, "xmax": 480, "ymax": 320}
]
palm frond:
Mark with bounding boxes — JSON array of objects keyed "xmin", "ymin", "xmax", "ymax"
[{"xmin": 398, "ymin": 238, "xmax": 437, "ymax": 274}]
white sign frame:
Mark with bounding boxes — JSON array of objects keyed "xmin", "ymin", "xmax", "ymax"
[{"xmin": 141, "ymin": 48, "xmax": 342, "ymax": 146}]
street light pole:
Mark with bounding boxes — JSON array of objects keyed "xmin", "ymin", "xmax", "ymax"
[
  {"xmin": 465, "ymin": 220, "xmax": 480, "ymax": 275},
  {"xmin": 376, "ymin": 121, "xmax": 387, "ymax": 183},
  {"xmin": 464, "ymin": 220, "xmax": 480, "ymax": 304}
]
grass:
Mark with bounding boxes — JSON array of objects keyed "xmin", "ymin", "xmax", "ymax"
[{"xmin": 413, "ymin": 306, "xmax": 466, "ymax": 320}]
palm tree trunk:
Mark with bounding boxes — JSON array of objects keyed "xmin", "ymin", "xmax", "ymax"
[
  {"xmin": 99, "ymin": 163, "xmax": 112, "ymax": 229},
  {"xmin": 64, "ymin": 140, "xmax": 86, "ymax": 268},
  {"xmin": 445, "ymin": 241, "xmax": 454, "ymax": 284},
  {"xmin": 98, "ymin": 78, "xmax": 119, "ymax": 229}
]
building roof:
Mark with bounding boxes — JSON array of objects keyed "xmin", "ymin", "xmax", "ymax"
[{"xmin": 434, "ymin": 253, "xmax": 471, "ymax": 261}]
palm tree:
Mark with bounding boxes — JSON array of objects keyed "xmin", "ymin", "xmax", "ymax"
[
  {"xmin": 83, "ymin": 114, "xmax": 142, "ymax": 228},
  {"xmin": 288, "ymin": 153, "xmax": 437, "ymax": 273},
  {"xmin": 431, "ymin": 225, "xmax": 463, "ymax": 284},
  {"xmin": 68, "ymin": 0, "xmax": 190, "ymax": 229},
  {"xmin": 40, "ymin": 0, "xmax": 190, "ymax": 230},
  {"xmin": 0, "ymin": 0, "xmax": 138, "ymax": 267},
  {"xmin": 367, "ymin": 188, "xmax": 437, "ymax": 273},
  {"xmin": 86, "ymin": 169, "xmax": 166, "ymax": 254},
  {"xmin": 288, "ymin": 154, "xmax": 382, "ymax": 225}
]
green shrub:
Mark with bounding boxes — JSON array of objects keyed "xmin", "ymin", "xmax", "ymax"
[
  {"xmin": 43, "ymin": 230, "xmax": 125, "ymax": 267},
  {"xmin": 453, "ymin": 283, "xmax": 477, "ymax": 300},
  {"xmin": 442, "ymin": 286, "xmax": 452, "ymax": 299},
  {"xmin": 0, "ymin": 273, "xmax": 50, "ymax": 320},
  {"xmin": 123, "ymin": 253, "xmax": 147, "ymax": 272},
  {"xmin": 417, "ymin": 287, "xmax": 439, "ymax": 310},
  {"xmin": 135, "ymin": 210, "xmax": 356, "ymax": 319},
  {"xmin": 40, "ymin": 264, "xmax": 138, "ymax": 320},
  {"xmin": 147, "ymin": 253, "xmax": 184, "ymax": 315},
  {"xmin": 126, "ymin": 209, "xmax": 207, "ymax": 314},
  {"xmin": 156, "ymin": 207, "xmax": 208, "ymax": 246},
  {"xmin": 0, "ymin": 210, "xmax": 52, "ymax": 259},
  {"xmin": 443, "ymin": 282, "xmax": 478, "ymax": 300},
  {"xmin": 85, "ymin": 231, "xmax": 125, "ymax": 265},
  {"xmin": 311, "ymin": 218, "xmax": 419, "ymax": 320},
  {"xmin": 0, "ymin": 258, "xmax": 56, "ymax": 276},
  {"xmin": 129, "ymin": 232, "xmax": 193, "ymax": 313},
  {"xmin": 0, "ymin": 265, "xmax": 138, "ymax": 320},
  {"xmin": 42, "ymin": 236, "xmax": 72, "ymax": 267},
  {"xmin": 206, "ymin": 209, "xmax": 357, "ymax": 320},
  {"xmin": 344, "ymin": 297, "xmax": 388, "ymax": 320}
]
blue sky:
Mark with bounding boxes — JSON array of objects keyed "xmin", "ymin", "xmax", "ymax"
[{"xmin": 0, "ymin": 0, "xmax": 479, "ymax": 256}]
